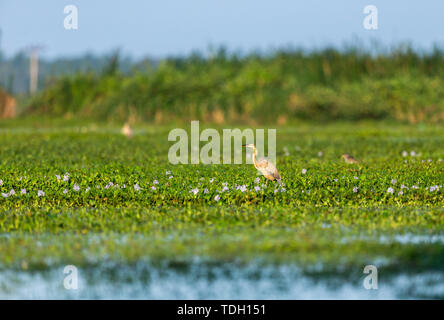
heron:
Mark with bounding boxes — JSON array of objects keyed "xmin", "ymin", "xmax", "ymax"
[
  {"xmin": 243, "ymin": 144, "xmax": 281, "ymax": 183},
  {"xmin": 342, "ymin": 153, "xmax": 359, "ymax": 164}
]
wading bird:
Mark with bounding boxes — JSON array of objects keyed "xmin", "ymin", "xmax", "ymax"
[
  {"xmin": 342, "ymin": 153, "xmax": 359, "ymax": 164},
  {"xmin": 243, "ymin": 144, "xmax": 281, "ymax": 183}
]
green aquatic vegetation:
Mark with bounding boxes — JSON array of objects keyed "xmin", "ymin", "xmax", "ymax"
[{"xmin": 0, "ymin": 121, "xmax": 443, "ymax": 274}]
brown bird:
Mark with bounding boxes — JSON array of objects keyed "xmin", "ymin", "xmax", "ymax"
[
  {"xmin": 342, "ymin": 153, "xmax": 359, "ymax": 164},
  {"xmin": 243, "ymin": 144, "xmax": 281, "ymax": 183}
]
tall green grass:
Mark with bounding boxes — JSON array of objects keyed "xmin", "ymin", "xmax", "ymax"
[{"xmin": 25, "ymin": 46, "xmax": 444, "ymax": 123}]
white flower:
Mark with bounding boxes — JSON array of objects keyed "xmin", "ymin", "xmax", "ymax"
[
  {"xmin": 151, "ymin": 186, "xmax": 156, "ymax": 190},
  {"xmin": 391, "ymin": 179, "xmax": 397, "ymax": 185},
  {"xmin": 85, "ymin": 187, "xmax": 91, "ymax": 193},
  {"xmin": 398, "ymin": 190, "xmax": 404, "ymax": 196},
  {"xmin": 254, "ymin": 177, "xmax": 260, "ymax": 184},
  {"xmin": 56, "ymin": 175, "xmax": 61, "ymax": 180},
  {"xmin": 190, "ymin": 188, "xmax": 199, "ymax": 195},
  {"xmin": 387, "ymin": 187, "xmax": 394, "ymax": 194},
  {"xmin": 169, "ymin": 176, "xmax": 173, "ymax": 179},
  {"xmin": 209, "ymin": 178, "xmax": 215, "ymax": 183},
  {"xmin": 134, "ymin": 184, "xmax": 141, "ymax": 191},
  {"xmin": 73, "ymin": 184, "xmax": 80, "ymax": 191},
  {"xmin": 214, "ymin": 194, "xmax": 220, "ymax": 201},
  {"xmin": 222, "ymin": 186, "xmax": 229, "ymax": 192},
  {"xmin": 37, "ymin": 190, "xmax": 45, "ymax": 197},
  {"xmin": 412, "ymin": 185, "xmax": 419, "ymax": 189},
  {"xmin": 1, "ymin": 192, "xmax": 8, "ymax": 198},
  {"xmin": 318, "ymin": 151, "xmax": 323, "ymax": 157},
  {"xmin": 8, "ymin": 189, "xmax": 15, "ymax": 196},
  {"xmin": 410, "ymin": 151, "xmax": 416, "ymax": 157},
  {"xmin": 281, "ymin": 187, "xmax": 286, "ymax": 192},
  {"xmin": 274, "ymin": 189, "xmax": 278, "ymax": 193},
  {"xmin": 166, "ymin": 170, "xmax": 171, "ymax": 175},
  {"xmin": 354, "ymin": 176, "xmax": 359, "ymax": 180},
  {"xmin": 302, "ymin": 169, "xmax": 307, "ymax": 175},
  {"xmin": 63, "ymin": 189, "xmax": 68, "ymax": 194},
  {"xmin": 353, "ymin": 187, "xmax": 358, "ymax": 193},
  {"xmin": 402, "ymin": 151, "xmax": 408, "ymax": 157},
  {"xmin": 204, "ymin": 188, "xmax": 209, "ymax": 194},
  {"xmin": 0, "ymin": 179, "xmax": 2, "ymax": 186},
  {"xmin": 254, "ymin": 186, "xmax": 261, "ymax": 192},
  {"xmin": 20, "ymin": 189, "xmax": 27, "ymax": 195},
  {"xmin": 238, "ymin": 185, "xmax": 247, "ymax": 192},
  {"xmin": 63, "ymin": 174, "xmax": 69, "ymax": 182},
  {"xmin": 153, "ymin": 180, "xmax": 159, "ymax": 185}
]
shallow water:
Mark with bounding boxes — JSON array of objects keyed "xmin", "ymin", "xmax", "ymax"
[{"xmin": 1, "ymin": 262, "xmax": 443, "ymax": 299}]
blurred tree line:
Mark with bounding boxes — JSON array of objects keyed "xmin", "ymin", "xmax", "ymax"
[{"xmin": 15, "ymin": 45, "xmax": 444, "ymax": 123}]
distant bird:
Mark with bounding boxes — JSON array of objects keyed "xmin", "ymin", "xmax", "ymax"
[
  {"xmin": 342, "ymin": 153, "xmax": 359, "ymax": 164},
  {"xmin": 243, "ymin": 144, "xmax": 281, "ymax": 183},
  {"xmin": 121, "ymin": 123, "xmax": 133, "ymax": 138}
]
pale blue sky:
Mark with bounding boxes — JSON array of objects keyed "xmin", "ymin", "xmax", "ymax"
[{"xmin": 0, "ymin": 0, "xmax": 443, "ymax": 58}]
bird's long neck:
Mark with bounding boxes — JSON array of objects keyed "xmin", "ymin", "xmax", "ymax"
[{"xmin": 252, "ymin": 146, "xmax": 257, "ymax": 167}]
